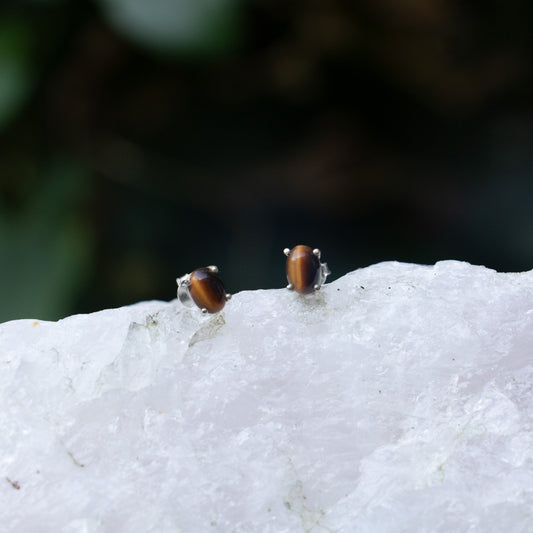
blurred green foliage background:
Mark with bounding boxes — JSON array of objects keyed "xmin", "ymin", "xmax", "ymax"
[{"xmin": 0, "ymin": 0, "xmax": 532, "ymax": 322}]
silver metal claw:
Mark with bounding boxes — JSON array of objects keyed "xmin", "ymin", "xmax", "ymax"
[{"xmin": 177, "ymin": 273, "xmax": 194, "ymax": 306}]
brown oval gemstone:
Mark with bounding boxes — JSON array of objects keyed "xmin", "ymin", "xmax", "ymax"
[
  {"xmin": 189, "ymin": 267, "xmax": 227, "ymax": 313},
  {"xmin": 286, "ymin": 245, "xmax": 321, "ymax": 294}
]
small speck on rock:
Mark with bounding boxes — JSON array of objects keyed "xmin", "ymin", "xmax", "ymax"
[{"xmin": 6, "ymin": 477, "xmax": 20, "ymax": 490}]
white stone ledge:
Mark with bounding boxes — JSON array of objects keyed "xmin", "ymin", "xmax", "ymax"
[{"xmin": 0, "ymin": 261, "xmax": 532, "ymax": 532}]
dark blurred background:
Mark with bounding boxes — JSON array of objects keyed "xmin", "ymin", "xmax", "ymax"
[{"xmin": 0, "ymin": 0, "xmax": 532, "ymax": 322}]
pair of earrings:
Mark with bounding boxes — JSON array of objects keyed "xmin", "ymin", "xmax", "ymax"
[{"xmin": 176, "ymin": 245, "xmax": 330, "ymax": 314}]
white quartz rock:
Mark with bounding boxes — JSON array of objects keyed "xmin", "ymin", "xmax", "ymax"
[{"xmin": 0, "ymin": 261, "xmax": 532, "ymax": 532}]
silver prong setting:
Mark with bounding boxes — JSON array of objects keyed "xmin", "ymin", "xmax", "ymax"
[
  {"xmin": 177, "ymin": 273, "xmax": 195, "ymax": 306},
  {"xmin": 314, "ymin": 262, "xmax": 331, "ymax": 291},
  {"xmin": 286, "ymin": 283, "xmax": 294, "ymax": 290},
  {"xmin": 313, "ymin": 248, "xmax": 321, "ymax": 258},
  {"xmin": 225, "ymin": 293, "xmax": 232, "ymax": 301},
  {"xmin": 176, "ymin": 274, "xmax": 191, "ymax": 287},
  {"xmin": 207, "ymin": 265, "xmax": 219, "ymax": 273},
  {"xmin": 201, "ymin": 308, "xmax": 208, "ymax": 314},
  {"xmin": 283, "ymin": 248, "xmax": 291, "ymax": 256}
]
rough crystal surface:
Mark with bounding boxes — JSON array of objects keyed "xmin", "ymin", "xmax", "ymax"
[{"xmin": 0, "ymin": 261, "xmax": 532, "ymax": 532}]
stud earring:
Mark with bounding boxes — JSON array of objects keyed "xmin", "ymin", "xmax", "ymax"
[
  {"xmin": 176, "ymin": 265, "xmax": 231, "ymax": 313},
  {"xmin": 283, "ymin": 245, "xmax": 330, "ymax": 294}
]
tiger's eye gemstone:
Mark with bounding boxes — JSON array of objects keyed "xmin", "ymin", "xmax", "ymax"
[
  {"xmin": 286, "ymin": 245, "xmax": 322, "ymax": 294},
  {"xmin": 189, "ymin": 267, "xmax": 228, "ymax": 313}
]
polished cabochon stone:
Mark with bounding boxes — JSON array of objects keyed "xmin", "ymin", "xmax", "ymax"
[
  {"xmin": 188, "ymin": 267, "xmax": 228, "ymax": 313},
  {"xmin": 0, "ymin": 260, "xmax": 532, "ymax": 532},
  {"xmin": 285, "ymin": 245, "xmax": 322, "ymax": 293}
]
